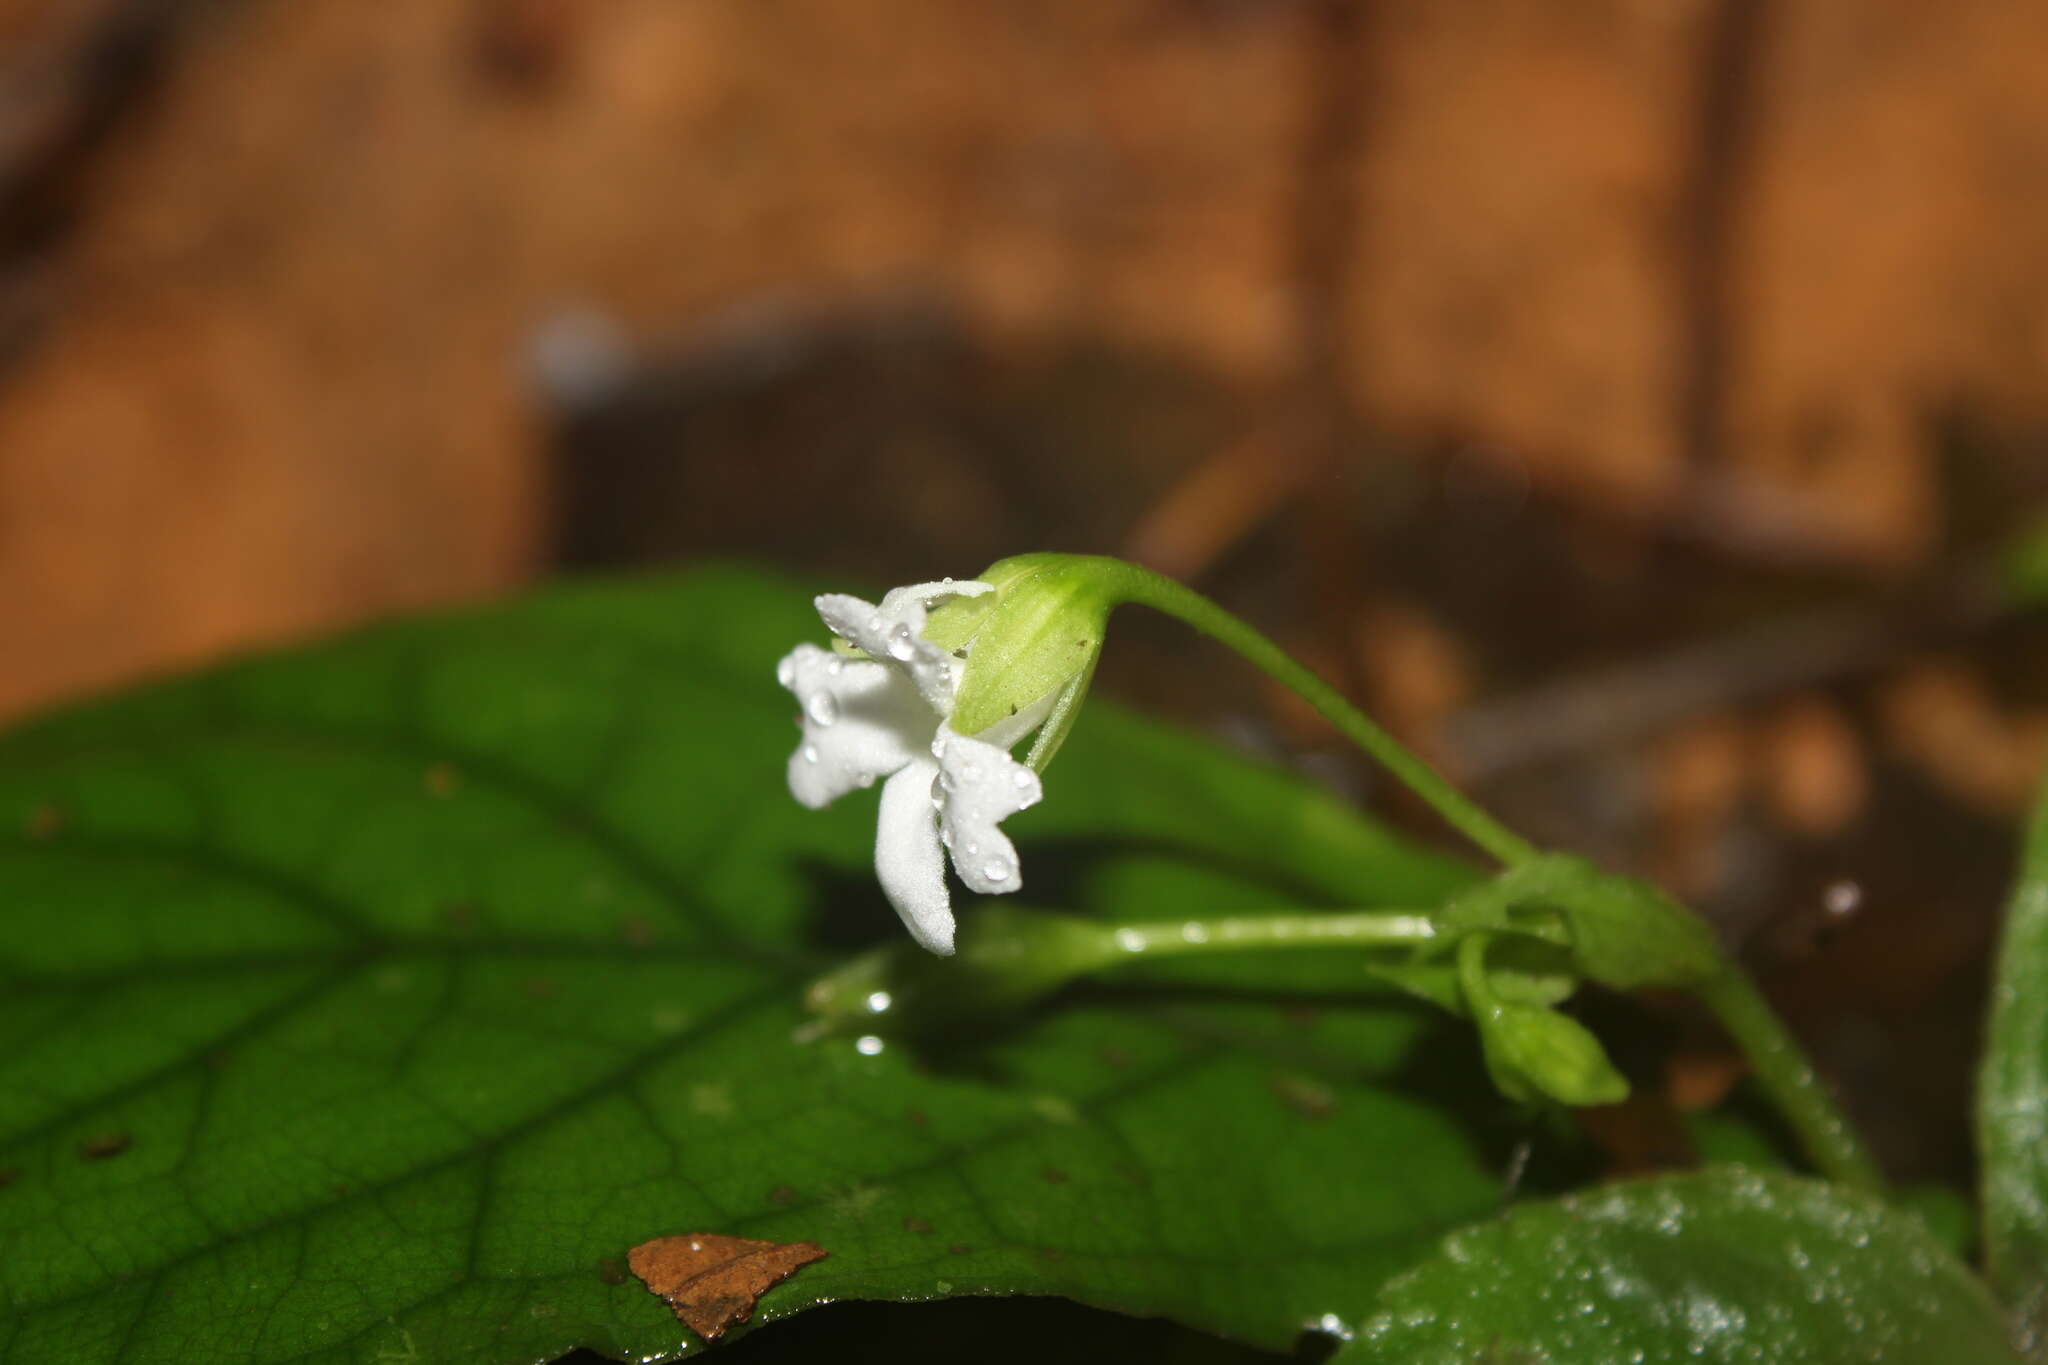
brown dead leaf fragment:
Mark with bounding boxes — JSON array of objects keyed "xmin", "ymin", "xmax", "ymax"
[{"xmin": 627, "ymin": 1233, "xmax": 828, "ymax": 1342}]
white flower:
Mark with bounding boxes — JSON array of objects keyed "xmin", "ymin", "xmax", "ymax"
[{"xmin": 776, "ymin": 580, "xmax": 1053, "ymax": 955}]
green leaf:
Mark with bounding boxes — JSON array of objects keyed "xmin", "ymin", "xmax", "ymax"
[
  {"xmin": 1982, "ymin": 772, "xmax": 2048, "ymax": 1345},
  {"xmin": 0, "ymin": 567, "xmax": 1511, "ymax": 1365},
  {"xmin": 1344, "ymin": 1167, "xmax": 2018, "ymax": 1365}
]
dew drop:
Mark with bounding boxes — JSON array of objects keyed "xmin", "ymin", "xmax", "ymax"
[
  {"xmin": 806, "ymin": 693, "xmax": 839, "ymax": 726},
  {"xmin": 1115, "ymin": 928, "xmax": 1146, "ymax": 953},
  {"xmin": 888, "ymin": 626, "xmax": 917, "ymax": 662},
  {"xmin": 802, "ymin": 744, "xmax": 820, "ymax": 764},
  {"xmin": 855, "ymin": 1034, "xmax": 885, "ymax": 1056},
  {"xmin": 964, "ymin": 842, "xmax": 979, "ymax": 856},
  {"xmin": 1181, "ymin": 922, "xmax": 1210, "ymax": 944},
  {"xmin": 1011, "ymin": 769, "xmax": 1034, "ymax": 790},
  {"xmin": 868, "ymin": 616, "xmax": 884, "ymax": 632},
  {"xmin": 865, "ymin": 991, "xmax": 893, "ymax": 1014},
  {"xmin": 776, "ymin": 657, "xmax": 796, "ymax": 688},
  {"xmin": 827, "ymin": 657, "xmax": 844, "ymax": 676},
  {"xmin": 983, "ymin": 859, "xmax": 1011, "ymax": 883}
]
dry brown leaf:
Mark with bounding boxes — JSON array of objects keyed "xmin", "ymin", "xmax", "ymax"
[{"xmin": 626, "ymin": 1232, "xmax": 829, "ymax": 1342}]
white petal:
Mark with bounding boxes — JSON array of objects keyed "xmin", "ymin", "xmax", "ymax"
[
  {"xmin": 778, "ymin": 644, "xmax": 925, "ymax": 809},
  {"xmin": 815, "ymin": 591, "xmax": 958, "ymax": 714},
  {"xmin": 880, "ymin": 579, "xmax": 992, "ymax": 609},
  {"xmin": 931, "ymin": 725, "xmax": 1040, "ymax": 896},
  {"xmin": 875, "ymin": 760, "xmax": 953, "ymax": 955}
]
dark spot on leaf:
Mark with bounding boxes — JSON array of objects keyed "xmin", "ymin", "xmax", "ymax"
[
  {"xmin": 947, "ymin": 1243, "xmax": 972, "ymax": 1256},
  {"xmin": 1270, "ymin": 1072, "xmax": 1339, "ymax": 1120},
  {"xmin": 1098, "ymin": 1045, "xmax": 1132, "ymax": 1069},
  {"xmin": 903, "ymin": 1216, "xmax": 932, "ymax": 1235},
  {"xmin": 204, "ymin": 1049, "xmax": 231, "ymax": 1070},
  {"xmin": 767, "ymin": 1184, "xmax": 797, "ymax": 1206},
  {"xmin": 620, "ymin": 916, "xmax": 658, "ymax": 948},
  {"xmin": 333, "ymin": 1183, "xmax": 352, "ymax": 1197},
  {"xmin": 79, "ymin": 1133, "xmax": 130, "ymax": 1161},
  {"xmin": 1283, "ymin": 1005, "xmax": 1321, "ymax": 1029},
  {"xmin": 1039, "ymin": 1248, "xmax": 1066, "ymax": 1263},
  {"xmin": 1040, "ymin": 1167, "xmax": 1069, "ymax": 1185},
  {"xmin": 521, "ymin": 976, "xmax": 558, "ymax": 1000},
  {"xmin": 0, "ymin": 1167, "xmax": 18, "ymax": 1188},
  {"xmin": 443, "ymin": 901, "xmax": 481, "ymax": 931},
  {"xmin": 597, "ymin": 1257, "xmax": 628, "ymax": 1285},
  {"xmin": 627, "ymin": 1232, "xmax": 829, "ymax": 1342},
  {"xmin": 423, "ymin": 762, "xmax": 460, "ymax": 796},
  {"xmin": 25, "ymin": 804, "xmax": 63, "ymax": 840},
  {"xmin": 906, "ymin": 1108, "xmax": 928, "ymax": 1128}
]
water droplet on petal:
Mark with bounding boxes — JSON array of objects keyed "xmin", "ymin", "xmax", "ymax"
[
  {"xmin": 776, "ymin": 657, "xmax": 796, "ymax": 688},
  {"xmin": 964, "ymin": 842, "xmax": 979, "ymax": 856},
  {"xmin": 868, "ymin": 616, "xmax": 884, "ymax": 632},
  {"xmin": 983, "ymin": 859, "xmax": 1011, "ymax": 883},
  {"xmin": 802, "ymin": 744, "xmax": 820, "ymax": 764},
  {"xmin": 1011, "ymin": 769, "xmax": 1034, "ymax": 790},
  {"xmin": 806, "ymin": 693, "xmax": 839, "ymax": 726},
  {"xmin": 827, "ymin": 657, "xmax": 844, "ymax": 676},
  {"xmin": 888, "ymin": 625, "xmax": 917, "ymax": 662},
  {"xmin": 931, "ymin": 737, "xmax": 948, "ymax": 758}
]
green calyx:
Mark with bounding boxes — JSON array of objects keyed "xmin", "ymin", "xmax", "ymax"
[{"xmin": 937, "ymin": 554, "xmax": 1115, "ymax": 765}]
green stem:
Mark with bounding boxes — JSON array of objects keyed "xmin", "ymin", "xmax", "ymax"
[
  {"xmin": 1101, "ymin": 909, "xmax": 1438, "ymax": 957},
  {"xmin": 1695, "ymin": 966, "xmax": 1887, "ymax": 1193},
  {"xmin": 1097, "ymin": 559, "xmax": 1539, "ymax": 868}
]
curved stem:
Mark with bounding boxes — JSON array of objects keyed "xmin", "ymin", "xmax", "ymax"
[
  {"xmin": 1096, "ymin": 558, "xmax": 1539, "ymax": 868},
  {"xmin": 1695, "ymin": 966, "xmax": 1886, "ymax": 1193}
]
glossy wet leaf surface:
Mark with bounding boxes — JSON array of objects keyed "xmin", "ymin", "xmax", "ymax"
[
  {"xmin": 1982, "ymin": 772, "xmax": 2048, "ymax": 1347},
  {"xmin": 0, "ymin": 567, "xmax": 1514, "ymax": 1364},
  {"xmin": 1344, "ymin": 1167, "xmax": 2017, "ymax": 1364}
]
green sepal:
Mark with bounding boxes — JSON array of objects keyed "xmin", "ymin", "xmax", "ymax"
[{"xmin": 947, "ymin": 554, "xmax": 1114, "ymax": 740}]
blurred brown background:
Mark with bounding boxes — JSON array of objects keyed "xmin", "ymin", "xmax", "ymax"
[{"xmin": 6, "ymin": 0, "xmax": 2048, "ymax": 1182}]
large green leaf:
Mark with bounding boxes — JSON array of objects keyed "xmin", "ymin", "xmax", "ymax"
[
  {"xmin": 1983, "ymin": 773, "xmax": 2048, "ymax": 1349},
  {"xmin": 0, "ymin": 567, "xmax": 1512, "ymax": 1365},
  {"xmin": 1344, "ymin": 1167, "xmax": 2017, "ymax": 1364}
]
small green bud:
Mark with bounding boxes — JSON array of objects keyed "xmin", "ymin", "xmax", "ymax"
[
  {"xmin": 1474, "ymin": 1001, "xmax": 1631, "ymax": 1108},
  {"xmin": 1458, "ymin": 935, "xmax": 1628, "ymax": 1108},
  {"xmin": 943, "ymin": 555, "xmax": 1114, "ymax": 747}
]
